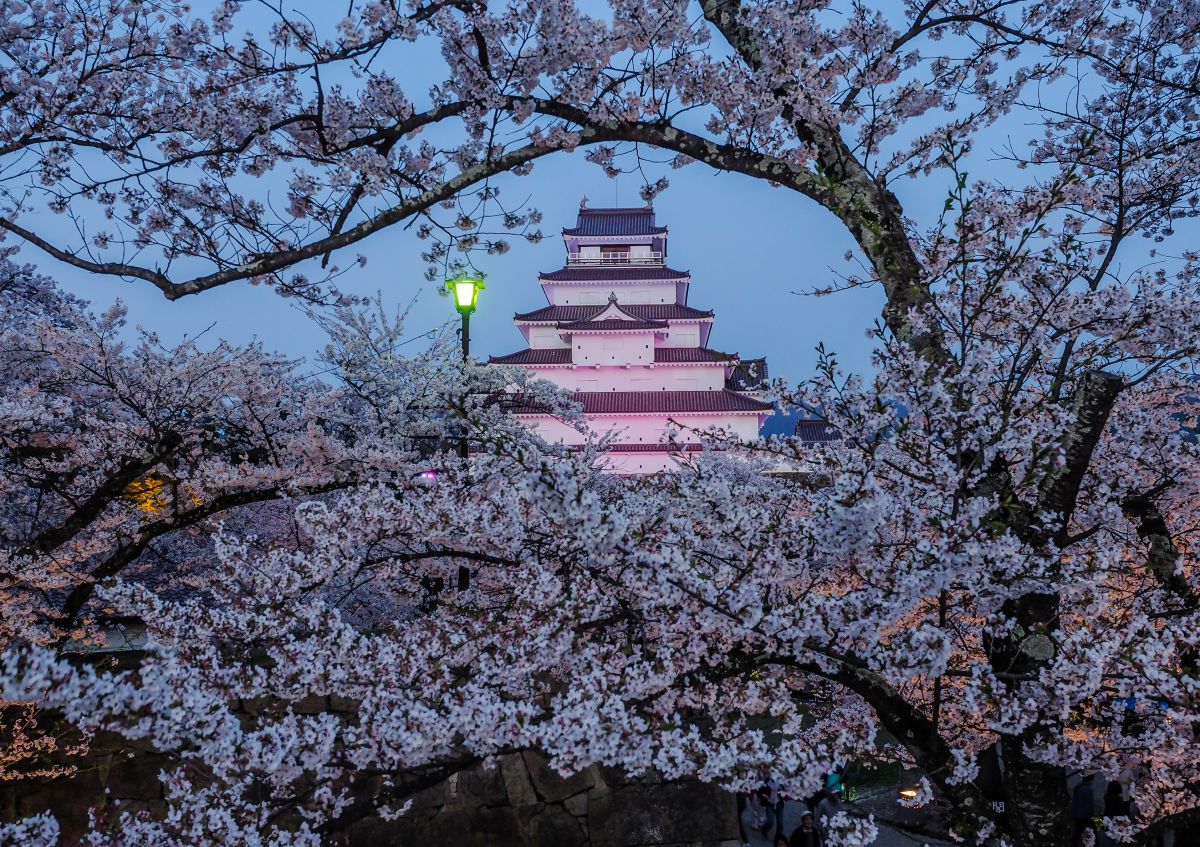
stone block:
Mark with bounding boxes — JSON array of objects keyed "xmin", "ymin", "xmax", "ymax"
[
  {"xmin": 348, "ymin": 813, "xmax": 409, "ymax": 846},
  {"xmin": 596, "ymin": 764, "xmax": 630, "ymax": 788},
  {"xmin": 352, "ymin": 805, "xmax": 531, "ymax": 847},
  {"xmin": 108, "ymin": 798, "xmax": 166, "ymax": 820},
  {"xmin": 588, "ymin": 766, "xmax": 612, "ymax": 798},
  {"xmin": 402, "ymin": 780, "xmax": 447, "ymax": 817},
  {"xmin": 528, "ymin": 803, "xmax": 587, "ymax": 847},
  {"xmin": 501, "ymin": 753, "xmax": 539, "ymax": 806},
  {"xmin": 588, "ymin": 781, "xmax": 739, "ymax": 847},
  {"xmin": 456, "ymin": 760, "xmax": 510, "ymax": 808},
  {"xmin": 87, "ymin": 730, "xmax": 128, "ymax": 758},
  {"xmin": 241, "ymin": 696, "xmax": 271, "ymax": 716},
  {"xmin": 564, "ymin": 791, "xmax": 588, "ymax": 817},
  {"xmin": 14, "ymin": 766, "xmax": 105, "ymax": 844},
  {"xmin": 291, "ymin": 694, "xmax": 328, "ymax": 715},
  {"xmin": 521, "ymin": 751, "xmax": 595, "ymax": 802},
  {"xmin": 426, "ymin": 804, "xmax": 532, "ymax": 846}
]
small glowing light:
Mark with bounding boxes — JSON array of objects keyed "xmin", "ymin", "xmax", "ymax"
[
  {"xmin": 454, "ymin": 281, "xmax": 477, "ymax": 308},
  {"xmin": 420, "ymin": 470, "xmax": 439, "ymax": 480},
  {"xmin": 124, "ymin": 474, "xmax": 168, "ymax": 514},
  {"xmin": 445, "ymin": 270, "xmax": 485, "ymax": 313},
  {"xmin": 899, "ymin": 787, "xmax": 919, "ymax": 800}
]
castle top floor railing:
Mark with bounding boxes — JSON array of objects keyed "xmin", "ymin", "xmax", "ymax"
[{"xmin": 566, "ymin": 251, "xmax": 664, "ymax": 266}]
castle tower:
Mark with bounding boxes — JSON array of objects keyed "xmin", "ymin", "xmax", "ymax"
[{"xmin": 490, "ymin": 204, "xmax": 772, "ymax": 473}]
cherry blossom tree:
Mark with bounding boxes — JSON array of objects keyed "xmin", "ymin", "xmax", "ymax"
[
  {"xmin": 1, "ymin": 2, "xmax": 1200, "ymax": 847},
  {"xmin": 0, "ymin": 263, "xmax": 570, "ymax": 784},
  {"xmin": 1, "ymin": 0, "xmax": 1173, "ymax": 299},
  {"xmin": 0, "ymin": 254, "xmax": 583, "ymax": 647}
]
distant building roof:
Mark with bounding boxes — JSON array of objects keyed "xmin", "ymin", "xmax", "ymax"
[
  {"xmin": 794, "ymin": 418, "xmax": 841, "ymax": 442},
  {"xmin": 489, "ymin": 349, "xmax": 571, "ymax": 365},
  {"xmin": 654, "ymin": 348, "xmax": 736, "ymax": 363},
  {"xmin": 540, "ymin": 266, "xmax": 689, "ymax": 282},
  {"xmin": 515, "ymin": 304, "xmax": 713, "ymax": 322},
  {"xmin": 512, "ymin": 390, "xmax": 772, "ymax": 415},
  {"xmin": 563, "ymin": 206, "xmax": 667, "ymax": 237},
  {"xmin": 725, "ymin": 357, "xmax": 769, "ymax": 391}
]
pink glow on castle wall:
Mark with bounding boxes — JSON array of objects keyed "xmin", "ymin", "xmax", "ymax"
[{"xmin": 491, "ymin": 202, "xmax": 771, "ymax": 473}]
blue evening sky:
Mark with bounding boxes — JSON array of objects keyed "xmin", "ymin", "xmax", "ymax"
[
  {"xmin": 31, "ymin": 3, "xmax": 1177, "ymax": 389},
  {"xmin": 35, "ymin": 1, "xmax": 892, "ymax": 387},
  {"xmin": 46, "ymin": 152, "xmax": 879, "ymax": 384}
]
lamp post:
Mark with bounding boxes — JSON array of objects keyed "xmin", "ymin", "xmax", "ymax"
[
  {"xmin": 446, "ymin": 268, "xmax": 486, "ymax": 361},
  {"xmin": 445, "ymin": 268, "xmax": 485, "ymax": 593},
  {"xmin": 445, "ymin": 268, "xmax": 485, "ymax": 459}
]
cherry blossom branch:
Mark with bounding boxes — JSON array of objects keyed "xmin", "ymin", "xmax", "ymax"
[
  {"xmin": 0, "ymin": 126, "xmax": 623, "ymax": 299},
  {"xmin": 13, "ymin": 432, "xmax": 181, "ymax": 561},
  {"xmin": 50, "ymin": 480, "xmax": 355, "ymax": 643}
]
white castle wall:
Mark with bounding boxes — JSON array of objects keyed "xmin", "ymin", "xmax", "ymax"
[
  {"xmin": 600, "ymin": 452, "xmax": 694, "ymax": 474},
  {"xmin": 655, "ymin": 324, "xmax": 701, "ymax": 347},
  {"xmin": 544, "ymin": 283, "xmax": 679, "ymax": 305},
  {"xmin": 528, "ymin": 413, "xmax": 761, "ymax": 447},
  {"xmin": 527, "ymin": 327, "xmax": 571, "ymax": 348},
  {"xmin": 532, "ymin": 365, "xmax": 727, "ymax": 392},
  {"xmin": 572, "ymin": 333, "xmax": 654, "ymax": 366},
  {"xmin": 523, "ymin": 322, "xmax": 708, "ymax": 350}
]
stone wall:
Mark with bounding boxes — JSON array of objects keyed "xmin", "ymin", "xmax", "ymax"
[
  {"xmin": 2, "ymin": 730, "xmax": 740, "ymax": 847},
  {"xmin": 0, "ymin": 730, "xmax": 170, "ymax": 843},
  {"xmin": 348, "ymin": 753, "xmax": 739, "ymax": 847}
]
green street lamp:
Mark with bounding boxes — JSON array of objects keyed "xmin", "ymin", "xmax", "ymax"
[
  {"xmin": 446, "ymin": 267, "xmax": 485, "ymax": 456},
  {"xmin": 445, "ymin": 267, "xmax": 485, "ymax": 594},
  {"xmin": 446, "ymin": 268, "xmax": 486, "ymax": 363}
]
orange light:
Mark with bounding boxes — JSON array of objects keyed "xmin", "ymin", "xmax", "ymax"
[{"xmin": 124, "ymin": 475, "xmax": 168, "ymax": 514}]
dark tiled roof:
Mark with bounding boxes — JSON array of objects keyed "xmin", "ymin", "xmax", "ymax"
[
  {"xmin": 572, "ymin": 443, "xmax": 705, "ymax": 453},
  {"xmin": 654, "ymin": 348, "xmax": 736, "ymax": 363},
  {"xmin": 512, "ymin": 390, "xmax": 772, "ymax": 415},
  {"xmin": 632, "ymin": 304, "xmax": 712, "ymax": 320},
  {"xmin": 795, "ymin": 418, "xmax": 841, "ymax": 442},
  {"xmin": 489, "ymin": 348, "xmax": 571, "ymax": 365},
  {"xmin": 726, "ymin": 357, "xmax": 769, "ymax": 391},
  {"xmin": 515, "ymin": 304, "xmax": 714, "ymax": 322},
  {"xmin": 561, "ymin": 318, "xmax": 667, "ymax": 331},
  {"xmin": 563, "ymin": 207, "xmax": 667, "ymax": 236},
  {"xmin": 540, "ymin": 266, "xmax": 689, "ymax": 282},
  {"xmin": 490, "ymin": 345, "xmax": 735, "ymax": 365}
]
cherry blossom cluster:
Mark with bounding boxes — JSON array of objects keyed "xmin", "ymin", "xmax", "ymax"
[{"xmin": 1, "ymin": 3, "xmax": 1200, "ymax": 846}]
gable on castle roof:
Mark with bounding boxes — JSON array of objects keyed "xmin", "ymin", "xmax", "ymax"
[
  {"xmin": 514, "ymin": 303, "xmax": 714, "ymax": 323},
  {"xmin": 556, "ymin": 294, "xmax": 668, "ymax": 331},
  {"xmin": 573, "ymin": 293, "xmax": 640, "ymax": 321}
]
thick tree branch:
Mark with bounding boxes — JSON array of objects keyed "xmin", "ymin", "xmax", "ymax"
[
  {"xmin": 15, "ymin": 432, "xmax": 181, "ymax": 561},
  {"xmin": 1038, "ymin": 370, "xmax": 1125, "ymax": 543},
  {"xmin": 697, "ymin": 0, "xmax": 942, "ymax": 359},
  {"xmin": 1, "ymin": 127, "xmax": 624, "ymax": 300},
  {"xmin": 1122, "ymin": 490, "xmax": 1196, "ymax": 609},
  {"xmin": 796, "ymin": 658, "xmax": 995, "ymax": 836},
  {"xmin": 51, "ymin": 479, "xmax": 355, "ymax": 641}
]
